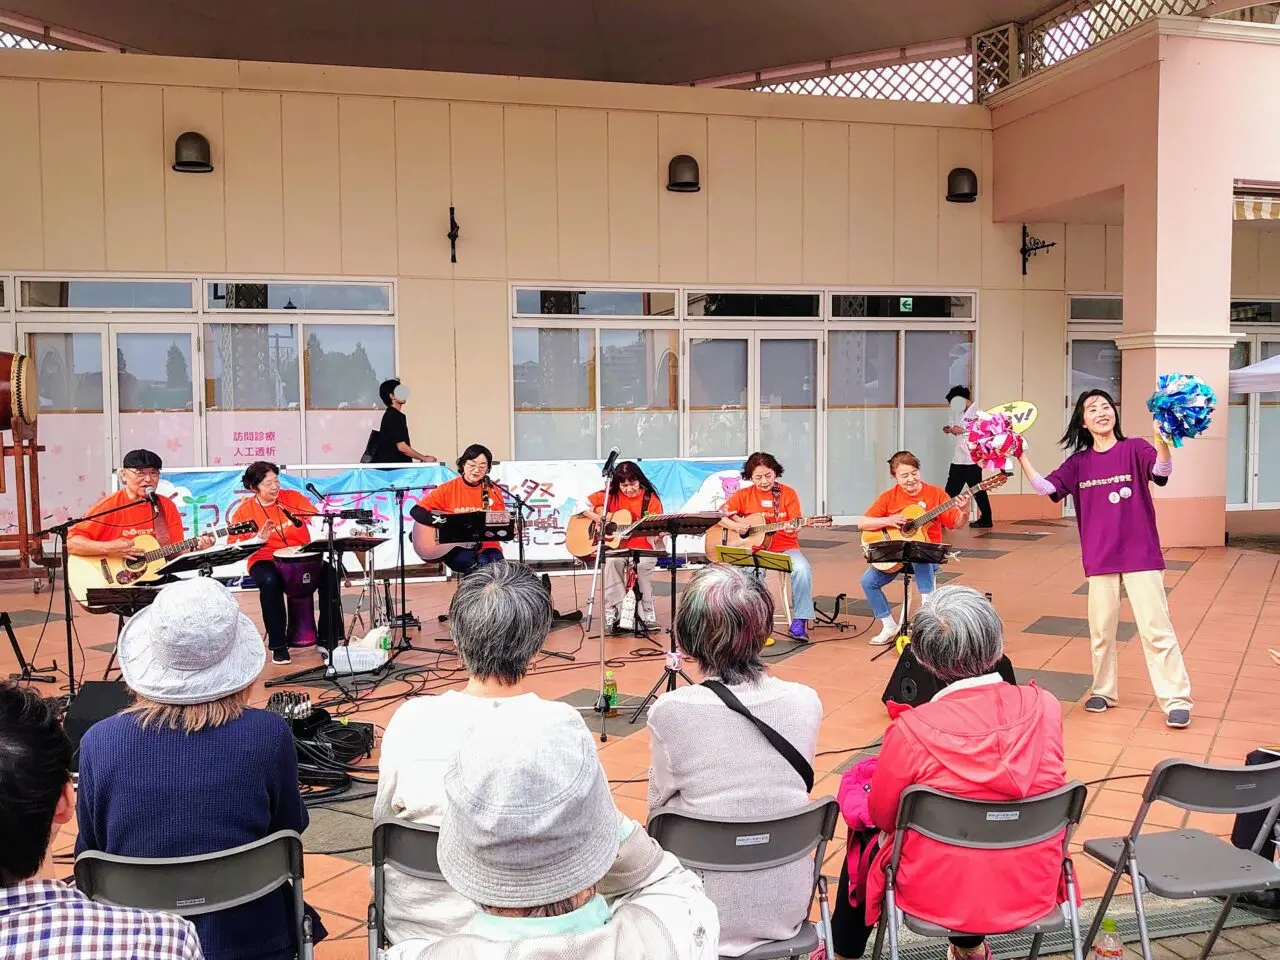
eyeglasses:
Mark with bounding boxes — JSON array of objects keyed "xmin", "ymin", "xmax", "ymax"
[{"xmin": 125, "ymin": 467, "xmax": 160, "ymax": 480}]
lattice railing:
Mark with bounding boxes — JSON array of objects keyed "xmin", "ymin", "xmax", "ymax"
[
  {"xmin": 0, "ymin": 29, "xmax": 63, "ymax": 51},
  {"xmin": 754, "ymin": 55, "xmax": 975, "ymax": 104}
]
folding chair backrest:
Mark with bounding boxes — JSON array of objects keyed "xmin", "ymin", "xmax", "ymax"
[
  {"xmin": 647, "ymin": 797, "xmax": 840, "ymax": 874},
  {"xmin": 74, "ymin": 830, "xmax": 304, "ymax": 917},
  {"xmin": 372, "ymin": 818, "xmax": 443, "ymax": 881},
  {"xmin": 890, "ymin": 782, "xmax": 1087, "ymax": 872},
  {"xmin": 1145, "ymin": 758, "xmax": 1280, "ymax": 815}
]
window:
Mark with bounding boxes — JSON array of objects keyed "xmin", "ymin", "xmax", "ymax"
[
  {"xmin": 1069, "ymin": 297, "xmax": 1122, "ymax": 322},
  {"xmin": 828, "ymin": 331, "xmax": 898, "ymax": 514},
  {"xmin": 904, "ymin": 330, "xmax": 972, "ymax": 480},
  {"xmin": 207, "ymin": 281, "xmax": 391, "ymax": 313},
  {"xmin": 303, "ymin": 324, "xmax": 395, "ymax": 463},
  {"xmin": 515, "ymin": 289, "xmax": 676, "ymax": 318},
  {"xmin": 600, "ymin": 329, "xmax": 678, "ymax": 458},
  {"xmin": 687, "ymin": 292, "xmax": 821, "ymax": 319},
  {"xmin": 0, "ymin": 280, "xmax": 5, "ymax": 308},
  {"xmin": 1232, "ymin": 301, "xmax": 1280, "ymax": 324},
  {"xmin": 513, "ymin": 328, "xmax": 595, "ymax": 459},
  {"xmin": 833, "ymin": 294, "xmax": 972, "ymax": 319},
  {"xmin": 19, "ymin": 279, "xmax": 193, "ymax": 310},
  {"xmin": 203, "ymin": 323, "xmax": 301, "ymax": 465}
]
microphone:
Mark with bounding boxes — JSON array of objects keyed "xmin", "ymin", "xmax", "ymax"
[
  {"xmin": 305, "ymin": 482, "xmax": 324, "ymax": 501},
  {"xmin": 279, "ymin": 505, "xmax": 304, "ymax": 529},
  {"xmin": 141, "ymin": 484, "xmax": 159, "ymax": 517},
  {"xmin": 601, "ymin": 447, "xmax": 620, "ymax": 477}
]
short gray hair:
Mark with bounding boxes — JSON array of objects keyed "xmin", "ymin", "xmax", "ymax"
[
  {"xmin": 910, "ymin": 585, "xmax": 1003, "ymax": 684},
  {"xmin": 674, "ymin": 565, "xmax": 773, "ymax": 685},
  {"xmin": 449, "ymin": 562, "xmax": 552, "ymax": 684}
]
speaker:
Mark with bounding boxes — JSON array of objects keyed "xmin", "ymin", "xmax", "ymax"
[
  {"xmin": 64, "ymin": 681, "xmax": 131, "ymax": 772},
  {"xmin": 881, "ymin": 649, "xmax": 1017, "ymax": 708}
]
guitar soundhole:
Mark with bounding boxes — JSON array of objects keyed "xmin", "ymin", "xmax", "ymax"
[{"xmin": 123, "ymin": 557, "xmax": 145, "ymax": 572}]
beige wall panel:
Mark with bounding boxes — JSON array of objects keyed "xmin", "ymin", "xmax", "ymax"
[
  {"xmin": 504, "ymin": 106, "xmax": 559, "ymax": 281},
  {"xmin": 801, "ymin": 121, "xmax": 848, "ymax": 285},
  {"xmin": 607, "ymin": 111, "xmax": 660, "ymax": 282},
  {"xmin": 338, "ymin": 96, "xmax": 398, "ymax": 276},
  {"xmin": 976, "ymin": 288, "xmax": 1028, "ymax": 493},
  {"xmin": 1023, "ymin": 222, "xmax": 1066, "ymax": 291},
  {"xmin": 1104, "ymin": 224, "xmax": 1124, "ymax": 293},
  {"xmin": 1231, "ymin": 228, "xmax": 1259, "ymax": 297},
  {"xmin": 979, "ymin": 132, "xmax": 1023, "ymax": 291},
  {"xmin": 1022, "ymin": 289, "xmax": 1068, "ymax": 458},
  {"xmin": 102, "ymin": 85, "xmax": 165, "ymax": 271},
  {"xmin": 398, "ymin": 278, "xmax": 457, "ymax": 457},
  {"xmin": 395, "ymin": 98, "xmax": 452, "ymax": 278},
  {"xmin": 162, "ymin": 86, "xmax": 225, "ymax": 271},
  {"xmin": 658, "ymin": 113, "xmax": 708, "ymax": 283},
  {"xmin": 1257, "ymin": 229, "xmax": 1280, "ymax": 298},
  {"xmin": 223, "ymin": 91, "xmax": 284, "ymax": 273},
  {"xmin": 1065, "ymin": 223, "xmax": 1107, "ymax": 292},
  {"xmin": 451, "ymin": 102, "xmax": 507, "ymax": 280},
  {"xmin": 847, "ymin": 123, "xmax": 894, "ymax": 284},
  {"xmin": 281, "ymin": 94, "xmax": 341, "ymax": 274},
  {"xmin": 892, "ymin": 125, "xmax": 938, "ymax": 286},
  {"xmin": 0, "ymin": 81, "xmax": 45, "ymax": 269},
  {"xmin": 40, "ymin": 82, "xmax": 105, "ymax": 271},
  {"xmin": 755, "ymin": 119, "xmax": 803, "ymax": 284},
  {"xmin": 555, "ymin": 108, "xmax": 610, "ymax": 281},
  {"xmin": 936, "ymin": 128, "xmax": 982, "ymax": 287},
  {"xmin": 453, "ymin": 280, "xmax": 510, "ymax": 457},
  {"xmin": 707, "ymin": 116, "xmax": 756, "ymax": 283}
]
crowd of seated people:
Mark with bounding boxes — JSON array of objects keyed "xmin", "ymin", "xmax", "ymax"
[{"xmin": 5, "ymin": 562, "xmax": 1280, "ymax": 959}]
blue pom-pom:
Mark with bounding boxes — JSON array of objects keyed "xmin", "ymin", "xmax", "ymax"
[{"xmin": 1146, "ymin": 373, "xmax": 1217, "ymax": 448}]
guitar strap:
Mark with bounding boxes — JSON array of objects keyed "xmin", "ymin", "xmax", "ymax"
[
  {"xmin": 769, "ymin": 483, "xmax": 783, "ymax": 523},
  {"xmin": 151, "ymin": 497, "xmax": 173, "ymax": 548}
]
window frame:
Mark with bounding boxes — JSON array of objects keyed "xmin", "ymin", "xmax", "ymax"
[{"xmin": 15, "ymin": 275, "xmax": 198, "ymax": 313}]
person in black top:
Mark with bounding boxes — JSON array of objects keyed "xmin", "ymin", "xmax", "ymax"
[{"xmin": 372, "ymin": 379, "xmax": 436, "ymax": 464}]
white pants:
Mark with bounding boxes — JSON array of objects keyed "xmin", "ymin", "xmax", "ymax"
[
  {"xmin": 1087, "ymin": 569, "xmax": 1193, "ymax": 713},
  {"xmin": 605, "ymin": 557, "xmax": 657, "ymax": 622}
]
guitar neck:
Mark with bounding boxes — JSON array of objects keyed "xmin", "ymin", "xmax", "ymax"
[
  {"xmin": 911, "ymin": 481, "xmax": 993, "ymax": 529},
  {"xmin": 141, "ymin": 525, "xmax": 228, "ymax": 562}
]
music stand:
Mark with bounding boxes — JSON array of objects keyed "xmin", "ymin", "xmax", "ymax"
[
  {"xmin": 708, "ymin": 545, "xmax": 796, "ymax": 642},
  {"xmin": 626, "ymin": 512, "xmax": 723, "ymax": 725},
  {"xmin": 158, "ymin": 541, "xmax": 261, "ymax": 579},
  {"xmin": 862, "ymin": 539, "xmax": 950, "ymax": 660}
]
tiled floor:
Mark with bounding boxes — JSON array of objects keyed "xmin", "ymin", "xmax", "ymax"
[{"xmin": 8, "ymin": 518, "xmax": 1278, "ymax": 959}]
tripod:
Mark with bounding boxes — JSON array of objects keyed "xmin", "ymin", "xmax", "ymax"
[{"xmin": 5, "ymin": 611, "xmax": 55, "ymax": 684}]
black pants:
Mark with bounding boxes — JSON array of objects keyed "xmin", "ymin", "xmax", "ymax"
[
  {"xmin": 945, "ymin": 463, "xmax": 992, "ymax": 524},
  {"xmin": 831, "ymin": 837, "xmax": 984, "ymax": 958},
  {"xmin": 249, "ymin": 559, "xmax": 341, "ymax": 652},
  {"xmin": 1232, "ymin": 749, "xmax": 1280, "ymax": 859},
  {"xmin": 442, "ymin": 546, "xmax": 504, "ymax": 576}
]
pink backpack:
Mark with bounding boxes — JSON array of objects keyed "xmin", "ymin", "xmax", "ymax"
[{"xmin": 836, "ymin": 756, "xmax": 880, "ymax": 908}]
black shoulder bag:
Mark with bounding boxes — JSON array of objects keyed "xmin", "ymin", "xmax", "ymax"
[{"xmin": 702, "ymin": 680, "xmax": 814, "ymax": 791}]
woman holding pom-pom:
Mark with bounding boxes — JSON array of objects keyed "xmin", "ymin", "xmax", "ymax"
[{"xmin": 1016, "ymin": 389, "xmax": 1193, "ymax": 729}]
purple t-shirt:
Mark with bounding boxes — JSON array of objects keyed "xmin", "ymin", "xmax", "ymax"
[{"xmin": 1045, "ymin": 437, "xmax": 1165, "ymax": 577}]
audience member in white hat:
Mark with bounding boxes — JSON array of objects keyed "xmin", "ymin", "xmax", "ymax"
[
  {"xmin": 74, "ymin": 577, "xmax": 326, "ymax": 960},
  {"xmin": 395, "ymin": 696, "xmax": 719, "ymax": 960}
]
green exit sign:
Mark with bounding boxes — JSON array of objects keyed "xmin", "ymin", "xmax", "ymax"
[{"xmin": 899, "ymin": 297, "xmax": 913, "ymax": 313}]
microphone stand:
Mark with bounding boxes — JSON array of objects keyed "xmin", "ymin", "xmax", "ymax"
[
  {"xmin": 586, "ymin": 460, "xmax": 619, "ymax": 742},
  {"xmin": 505, "ymin": 483, "xmax": 574, "ymax": 663}
]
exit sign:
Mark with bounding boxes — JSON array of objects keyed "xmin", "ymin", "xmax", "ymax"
[{"xmin": 899, "ymin": 297, "xmax": 913, "ymax": 313}]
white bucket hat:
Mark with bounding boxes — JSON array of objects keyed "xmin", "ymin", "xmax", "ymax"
[{"xmin": 117, "ymin": 577, "xmax": 265, "ymax": 705}]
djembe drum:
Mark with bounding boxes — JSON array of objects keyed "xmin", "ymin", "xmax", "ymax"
[{"xmin": 273, "ymin": 546, "xmax": 323, "ymax": 648}]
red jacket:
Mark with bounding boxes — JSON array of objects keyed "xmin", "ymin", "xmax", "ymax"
[{"xmin": 865, "ymin": 678, "xmax": 1068, "ymax": 934}]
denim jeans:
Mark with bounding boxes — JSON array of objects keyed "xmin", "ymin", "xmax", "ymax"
[{"xmin": 860, "ymin": 562, "xmax": 937, "ymax": 620}]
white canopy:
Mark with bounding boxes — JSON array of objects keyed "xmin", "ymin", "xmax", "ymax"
[{"xmin": 1229, "ymin": 354, "xmax": 1280, "ymax": 394}]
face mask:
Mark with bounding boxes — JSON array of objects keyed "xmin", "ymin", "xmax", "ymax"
[{"xmin": 392, "ymin": 383, "xmax": 410, "ymax": 403}]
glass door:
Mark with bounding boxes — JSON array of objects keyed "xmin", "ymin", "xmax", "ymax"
[
  {"xmin": 1252, "ymin": 339, "xmax": 1280, "ymax": 507},
  {"xmin": 1227, "ymin": 338, "xmax": 1252, "ymax": 508},
  {"xmin": 685, "ymin": 333, "xmax": 751, "ymax": 459},
  {"xmin": 109, "ymin": 324, "xmax": 202, "ymax": 469}
]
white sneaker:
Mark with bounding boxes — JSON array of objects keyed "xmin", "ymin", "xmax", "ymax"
[{"xmin": 869, "ymin": 621, "xmax": 899, "ymax": 646}]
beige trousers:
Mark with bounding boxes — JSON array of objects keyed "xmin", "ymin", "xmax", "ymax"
[
  {"xmin": 604, "ymin": 556, "xmax": 657, "ymax": 622},
  {"xmin": 1086, "ymin": 569, "xmax": 1193, "ymax": 713}
]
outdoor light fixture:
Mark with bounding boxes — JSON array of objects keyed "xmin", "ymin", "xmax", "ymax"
[
  {"xmin": 946, "ymin": 167, "xmax": 977, "ymax": 203},
  {"xmin": 1019, "ymin": 224, "xmax": 1057, "ymax": 276},
  {"xmin": 667, "ymin": 155, "xmax": 700, "ymax": 192},
  {"xmin": 172, "ymin": 132, "xmax": 213, "ymax": 173}
]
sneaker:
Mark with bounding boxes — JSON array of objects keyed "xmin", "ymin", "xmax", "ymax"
[
  {"xmin": 1166, "ymin": 708, "xmax": 1191, "ymax": 729},
  {"xmin": 1084, "ymin": 696, "xmax": 1109, "ymax": 713},
  {"xmin": 789, "ymin": 618, "xmax": 810, "ymax": 641},
  {"xmin": 1234, "ymin": 888, "xmax": 1280, "ymax": 920},
  {"xmin": 271, "ymin": 649, "xmax": 291, "ymax": 665},
  {"xmin": 948, "ymin": 943, "xmax": 992, "ymax": 960},
  {"xmin": 764, "ymin": 636, "xmax": 776, "ymax": 648},
  {"xmin": 869, "ymin": 621, "xmax": 898, "ymax": 646}
]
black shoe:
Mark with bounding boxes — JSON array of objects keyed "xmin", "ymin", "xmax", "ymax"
[
  {"xmin": 970, "ymin": 519, "xmax": 994, "ymax": 529},
  {"xmin": 271, "ymin": 649, "xmax": 292, "ymax": 665},
  {"xmin": 1229, "ymin": 889, "xmax": 1280, "ymax": 920}
]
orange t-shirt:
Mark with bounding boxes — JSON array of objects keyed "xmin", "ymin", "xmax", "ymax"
[
  {"xmin": 723, "ymin": 483, "xmax": 804, "ymax": 553},
  {"xmin": 72, "ymin": 489, "xmax": 186, "ymax": 546},
  {"xmin": 587, "ymin": 489, "xmax": 664, "ymax": 549},
  {"xmin": 229, "ymin": 489, "xmax": 314, "ymax": 568},
  {"xmin": 866, "ymin": 482, "xmax": 959, "ymax": 543},
  {"xmin": 418, "ymin": 477, "xmax": 508, "ymax": 552}
]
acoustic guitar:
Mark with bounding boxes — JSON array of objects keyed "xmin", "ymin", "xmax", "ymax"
[
  {"xmin": 411, "ymin": 509, "xmax": 514, "ymax": 562},
  {"xmin": 565, "ymin": 509, "xmax": 640, "ymax": 560},
  {"xmin": 860, "ymin": 473, "xmax": 1009, "ymax": 573},
  {"xmin": 67, "ymin": 520, "xmax": 259, "ymax": 603},
  {"xmin": 704, "ymin": 514, "xmax": 833, "ymax": 556}
]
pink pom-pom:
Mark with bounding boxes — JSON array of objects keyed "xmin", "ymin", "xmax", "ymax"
[{"xmin": 966, "ymin": 410, "xmax": 1024, "ymax": 471}]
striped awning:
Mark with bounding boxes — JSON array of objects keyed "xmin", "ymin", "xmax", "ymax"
[{"xmin": 1234, "ymin": 195, "xmax": 1280, "ymax": 221}]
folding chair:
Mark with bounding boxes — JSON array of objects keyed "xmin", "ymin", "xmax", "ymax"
[
  {"xmin": 1083, "ymin": 757, "xmax": 1280, "ymax": 960},
  {"xmin": 647, "ymin": 796, "xmax": 840, "ymax": 960},
  {"xmin": 870, "ymin": 781, "xmax": 1088, "ymax": 960},
  {"xmin": 74, "ymin": 829, "xmax": 313, "ymax": 960},
  {"xmin": 368, "ymin": 817, "xmax": 443, "ymax": 960}
]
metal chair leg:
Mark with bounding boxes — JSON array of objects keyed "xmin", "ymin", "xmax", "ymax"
[
  {"xmin": 1083, "ymin": 853, "xmax": 1127, "ymax": 955},
  {"xmin": 1065, "ymin": 869, "xmax": 1084, "ymax": 960},
  {"xmin": 870, "ymin": 903, "xmax": 889, "ymax": 960},
  {"xmin": 817, "ymin": 874, "xmax": 834, "ymax": 957},
  {"xmin": 1195, "ymin": 894, "xmax": 1237, "ymax": 960},
  {"xmin": 1028, "ymin": 932, "xmax": 1045, "ymax": 960},
  {"xmin": 1128, "ymin": 855, "xmax": 1154, "ymax": 960},
  {"xmin": 886, "ymin": 891, "xmax": 902, "ymax": 960}
]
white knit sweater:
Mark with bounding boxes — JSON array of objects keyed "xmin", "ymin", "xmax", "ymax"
[{"xmin": 647, "ymin": 674, "xmax": 824, "ymax": 957}]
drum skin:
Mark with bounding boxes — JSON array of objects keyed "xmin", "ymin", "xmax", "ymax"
[{"xmin": 0, "ymin": 352, "xmax": 37, "ymax": 431}]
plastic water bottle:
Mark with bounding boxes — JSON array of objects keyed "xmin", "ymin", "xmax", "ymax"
[
  {"xmin": 603, "ymin": 671, "xmax": 618, "ymax": 718},
  {"xmin": 1095, "ymin": 917, "xmax": 1123, "ymax": 960}
]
